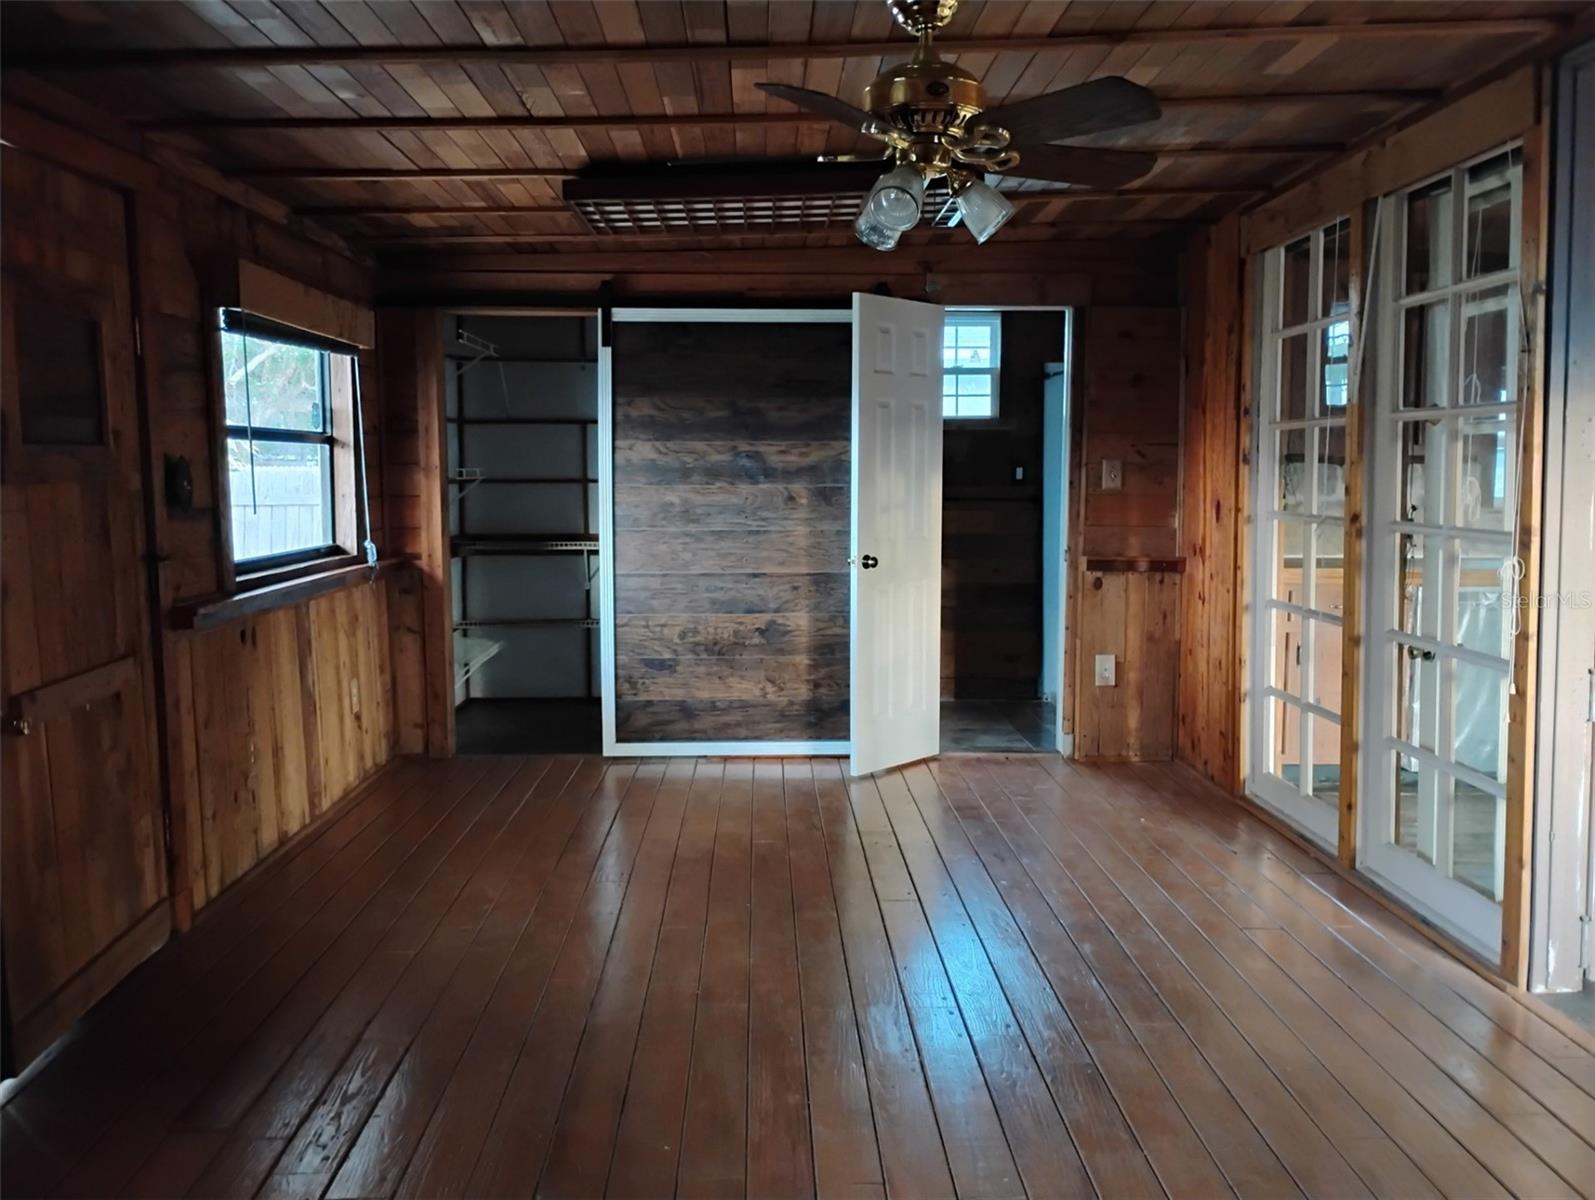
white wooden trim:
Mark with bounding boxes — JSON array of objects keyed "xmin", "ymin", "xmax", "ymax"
[
  {"xmin": 610, "ymin": 307, "xmax": 850, "ymax": 324},
  {"xmin": 599, "ymin": 305, "xmax": 856, "ymax": 759},
  {"xmin": 606, "ymin": 740, "xmax": 851, "ymax": 758},
  {"xmin": 597, "ymin": 338, "xmax": 618, "ymax": 755}
]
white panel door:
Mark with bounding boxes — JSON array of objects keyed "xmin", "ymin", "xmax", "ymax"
[{"xmin": 850, "ymin": 293, "xmax": 944, "ymax": 776}]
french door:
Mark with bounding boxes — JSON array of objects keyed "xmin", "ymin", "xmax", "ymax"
[
  {"xmin": 1361, "ymin": 147, "xmax": 1523, "ymax": 957},
  {"xmin": 1248, "ymin": 217, "xmax": 1354, "ymax": 849}
]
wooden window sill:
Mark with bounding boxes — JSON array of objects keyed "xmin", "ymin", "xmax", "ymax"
[
  {"xmin": 1083, "ymin": 557, "xmax": 1186, "ymax": 574},
  {"xmin": 170, "ymin": 557, "xmax": 409, "ymax": 632}
]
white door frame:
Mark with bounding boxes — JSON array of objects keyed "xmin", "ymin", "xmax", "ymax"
[
  {"xmin": 1358, "ymin": 147, "xmax": 1524, "ymax": 962},
  {"xmin": 1245, "ymin": 220, "xmax": 1353, "ymax": 852},
  {"xmin": 1531, "ymin": 43, "xmax": 1595, "ymax": 992},
  {"xmin": 946, "ymin": 305, "xmax": 1075, "ymax": 756},
  {"xmin": 598, "ymin": 307, "xmax": 852, "ymax": 757}
]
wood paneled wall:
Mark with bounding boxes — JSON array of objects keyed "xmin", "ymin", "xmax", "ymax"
[
  {"xmin": 1068, "ymin": 306, "xmax": 1183, "ymax": 759},
  {"xmin": 1175, "ymin": 214, "xmax": 1247, "ymax": 792},
  {"xmin": 610, "ymin": 320, "xmax": 851, "ymax": 744},
  {"xmin": 170, "ymin": 584, "xmax": 392, "ymax": 902},
  {"xmin": 132, "ymin": 163, "xmax": 395, "ymax": 918},
  {"xmin": 941, "ymin": 311, "xmax": 1062, "ymax": 700},
  {"xmin": 1073, "ymin": 570, "xmax": 1180, "ymax": 759},
  {"xmin": 1, "ymin": 102, "xmax": 399, "ymax": 924}
]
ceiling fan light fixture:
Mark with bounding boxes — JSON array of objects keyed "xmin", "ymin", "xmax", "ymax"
[
  {"xmin": 865, "ymin": 164, "xmax": 927, "ymax": 231},
  {"xmin": 854, "ymin": 207, "xmax": 903, "ymax": 252},
  {"xmin": 954, "ymin": 178, "xmax": 1015, "ymax": 244}
]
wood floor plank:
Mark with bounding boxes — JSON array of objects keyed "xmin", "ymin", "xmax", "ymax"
[
  {"xmin": 746, "ymin": 760, "xmax": 815, "ymax": 1200},
  {"xmin": 1091, "ymin": 770, "xmax": 1595, "ymax": 1195},
  {"xmin": 0, "ymin": 761, "xmax": 434, "ymax": 1194},
  {"xmin": 52, "ymin": 758, "xmax": 496, "ymax": 1199},
  {"xmin": 676, "ymin": 760, "xmax": 755, "ymax": 1200},
  {"xmin": 781, "ymin": 760, "xmax": 885, "ymax": 1200},
  {"xmin": 1114, "ymin": 763, "xmax": 1595, "ymax": 1154},
  {"xmin": 938, "ymin": 758, "xmax": 1375, "ymax": 1200},
  {"xmin": 182, "ymin": 757, "xmax": 568, "ymax": 1196},
  {"xmin": 10, "ymin": 752, "xmax": 1595, "ymax": 1200},
  {"xmin": 606, "ymin": 760, "xmax": 726, "ymax": 1199},
  {"xmin": 812, "ymin": 760, "xmax": 957, "ymax": 1200},
  {"xmin": 464, "ymin": 758, "xmax": 689, "ymax": 1196},
  {"xmin": 378, "ymin": 761, "xmax": 654, "ymax": 1200},
  {"xmin": 985, "ymin": 757, "xmax": 1449, "ymax": 1200},
  {"xmin": 325, "ymin": 759, "xmax": 635, "ymax": 1199}
]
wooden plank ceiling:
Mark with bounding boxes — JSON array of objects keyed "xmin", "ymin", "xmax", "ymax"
[{"xmin": 0, "ymin": 0, "xmax": 1585, "ymax": 263}]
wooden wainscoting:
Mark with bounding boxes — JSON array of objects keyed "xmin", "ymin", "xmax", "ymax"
[
  {"xmin": 168, "ymin": 580, "xmax": 396, "ymax": 909},
  {"xmin": 1073, "ymin": 567, "xmax": 1180, "ymax": 760},
  {"xmin": 610, "ymin": 319, "xmax": 851, "ymax": 744}
]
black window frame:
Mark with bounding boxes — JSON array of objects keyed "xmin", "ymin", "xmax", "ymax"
[{"xmin": 219, "ymin": 309, "xmax": 352, "ymax": 574}]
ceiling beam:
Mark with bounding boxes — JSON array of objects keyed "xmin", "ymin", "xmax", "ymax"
[
  {"xmin": 142, "ymin": 93, "xmax": 1429, "ymax": 134},
  {"xmin": 298, "ymin": 186, "xmax": 1260, "ymax": 219},
  {"xmin": 4, "ymin": 19, "xmax": 1557, "ymax": 72},
  {"xmin": 229, "ymin": 144, "xmax": 1338, "ymax": 183}
]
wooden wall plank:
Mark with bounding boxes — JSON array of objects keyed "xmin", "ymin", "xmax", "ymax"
[{"xmin": 611, "ymin": 320, "xmax": 851, "ymax": 744}]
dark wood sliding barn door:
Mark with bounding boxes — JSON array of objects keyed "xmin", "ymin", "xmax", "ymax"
[{"xmin": 1, "ymin": 149, "xmax": 169, "ymax": 1070}]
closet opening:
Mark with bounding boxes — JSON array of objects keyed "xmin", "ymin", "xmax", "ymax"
[{"xmin": 446, "ymin": 312, "xmax": 602, "ymax": 753}]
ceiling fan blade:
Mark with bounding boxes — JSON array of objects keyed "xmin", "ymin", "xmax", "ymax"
[
  {"xmin": 1000, "ymin": 143, "xmax": 1158, "ymax": 188},
  {"xmin": 980, "ymin": 77, "xmax": 1161, "ymax": 142},
  {"xmin": 756, "ymin": 83, "xmax": 886, "ymax": 137}
]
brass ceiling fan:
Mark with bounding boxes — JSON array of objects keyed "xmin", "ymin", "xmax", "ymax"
[{"xmin": 757, "ymin": 0, "xmax": 1162, "ymax": 249}]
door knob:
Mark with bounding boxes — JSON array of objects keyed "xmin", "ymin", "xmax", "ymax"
[{"xmin": 860, "ymin": 555, "xmax": 879, "ymax": 570}]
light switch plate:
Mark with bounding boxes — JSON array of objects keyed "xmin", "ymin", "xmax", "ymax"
[
  {"xmin": 1094, "ymin": 654, "xmax": 1116, "ymax": 686},
  {"xmin": 1101, "ymin": 458, "xmax": 1123, "ymax": 490}
]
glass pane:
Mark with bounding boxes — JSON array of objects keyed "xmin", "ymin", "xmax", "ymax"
[
  {"xmin": 1459, "ymin": 286, "xmax": 1514, "ymax": 407},
  {"xmin": 1321, "ymin": 219, "xmax": 1351, "ymax": 318},
  {"xmin": 1451, "ymin": 781, "xmax": 1501, "ymax": 900},
  {"xmin": 223, "ymin": 331, "xmax": 328, "ymax": 432},
  {"xmin": 1464, "ymin": 150, "xmax": 1517, "ymax": 279},
  {"xmin": 952, "ymin": 373, "xmax": 993, "ymax": 418},
  {"xmin": 1278, "ymin": 428, "xmax": 1309, "ymax": 513},
  {"xmin": 1394, "ymin": 641, "xmax": 1440, "ymax": 755},
  {"xmin": 1394, "ymin": 748, "xmax": 1422, "ymax": 853},
  {"xmin": 1320, "ymin": 320, "xmax": 1351, "ymax": 413},
  {"xmin": 1308, "ymin": 617, "xmax": 1343, "ymax": 714},
  {"xmin": 1405, "ymin": 177, "xmax": 1453, "ymax": 294},
  {"xmin": 1313, "ymin": 425, "xmax": 1346, "ymax": 517},
  {"xmin": 1282, "ymin": 236, "xmax": 1312, "ymax": 327},
  {"xmin": 1400, "ymin": 301, "xmax": 1449, "ymax": 409},
  {"xmin": 1271, "ymin": 606, "xmax": 1303, "ymax": 699},
  {"xmin": 1268, "ymin": 518, "xmax": 1306, "ymax": 605},
  {"xmin": 1306, "ymin": 713, "xmax": 1341, "ymax": 805},
  {"xmin": 1453, "ymin": 658, "xmax": 1507, "ymax": 782},
  {"xmin": 1271, "ymin": 697, "xmax": 1303, "ymax": 786},
  {"xmin": 1279, "ymin": 333, "xmax": 1310, "ymax": 420},
  {"xmin": 1457, "ymin": 412, "xmax": 1515, "ymax": 532},
  {"xmin": 1398, "ymin": 418, "xmax": 1442, "ymax": 525},
  {"xmin": 228, "ymin": 436, "xmax": 333, "ymax": 563},
  {"xmin": 1310, "ymin": 520, "xmax": 1345, "ymax": 611},
  {"xmin": 1396, "ymin": 533, "xmax": 1441, "ymax": 641},
  {"xmin": 1456, "ymin": 545, "xmax": 1512, "ymax": 657}
]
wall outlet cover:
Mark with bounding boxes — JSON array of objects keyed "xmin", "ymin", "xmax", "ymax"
[
  {"xmin": 1101, "ymin": 459, "xmax": 1123, "ymax": 490},
  {"xmin": 1094, "ymin": 654, "xmax": 1116, "ymax": 686}
]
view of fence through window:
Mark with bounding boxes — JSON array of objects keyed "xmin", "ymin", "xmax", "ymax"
[{"xmin": 222, "ymin": 326, "xmax": 340, "ymax": 565}]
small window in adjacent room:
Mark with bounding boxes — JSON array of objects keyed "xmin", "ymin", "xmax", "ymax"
[
  {"xmin": 943, "ymin": 311, "xmax": 1001, "ymax": 419},
  {"xmin": 220, "ymin": 310, "xmax": 356, "ymax": 570}
]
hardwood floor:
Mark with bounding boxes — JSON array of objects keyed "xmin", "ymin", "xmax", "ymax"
[{"xmin": 3, "ymin": 753, "xmax": 1594, "ymax": 1200}]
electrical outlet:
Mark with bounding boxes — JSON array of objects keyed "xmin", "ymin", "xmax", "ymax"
[
  {"xmin": 1094, "ymin": 654, "xmax": 1116, "ymax": 687},
  {"xmin": 1101, "ymin": 459, "xmax": 1123, "ymax": 491}
]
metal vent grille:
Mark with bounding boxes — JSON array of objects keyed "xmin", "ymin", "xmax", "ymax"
[{"xmin": 562, "ymin": 163, "xmax": 962, "ymax": 236}]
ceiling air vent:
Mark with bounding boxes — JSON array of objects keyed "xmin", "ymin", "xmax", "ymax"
[{"xmin": 562, "ymin": 161, "xmax": 959, "ymax": 236}]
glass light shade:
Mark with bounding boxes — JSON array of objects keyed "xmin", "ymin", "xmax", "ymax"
[
  {"xmin": 865, "ymin": 165, "xmax": 926, "ymax": 232},
  {"xmin": 955, "ymin": 179, "xmax": 1016, "ymax": 244},
  {"xmin": 854, "ymin": 207, "xmax": 902, "ymax": 251}
]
